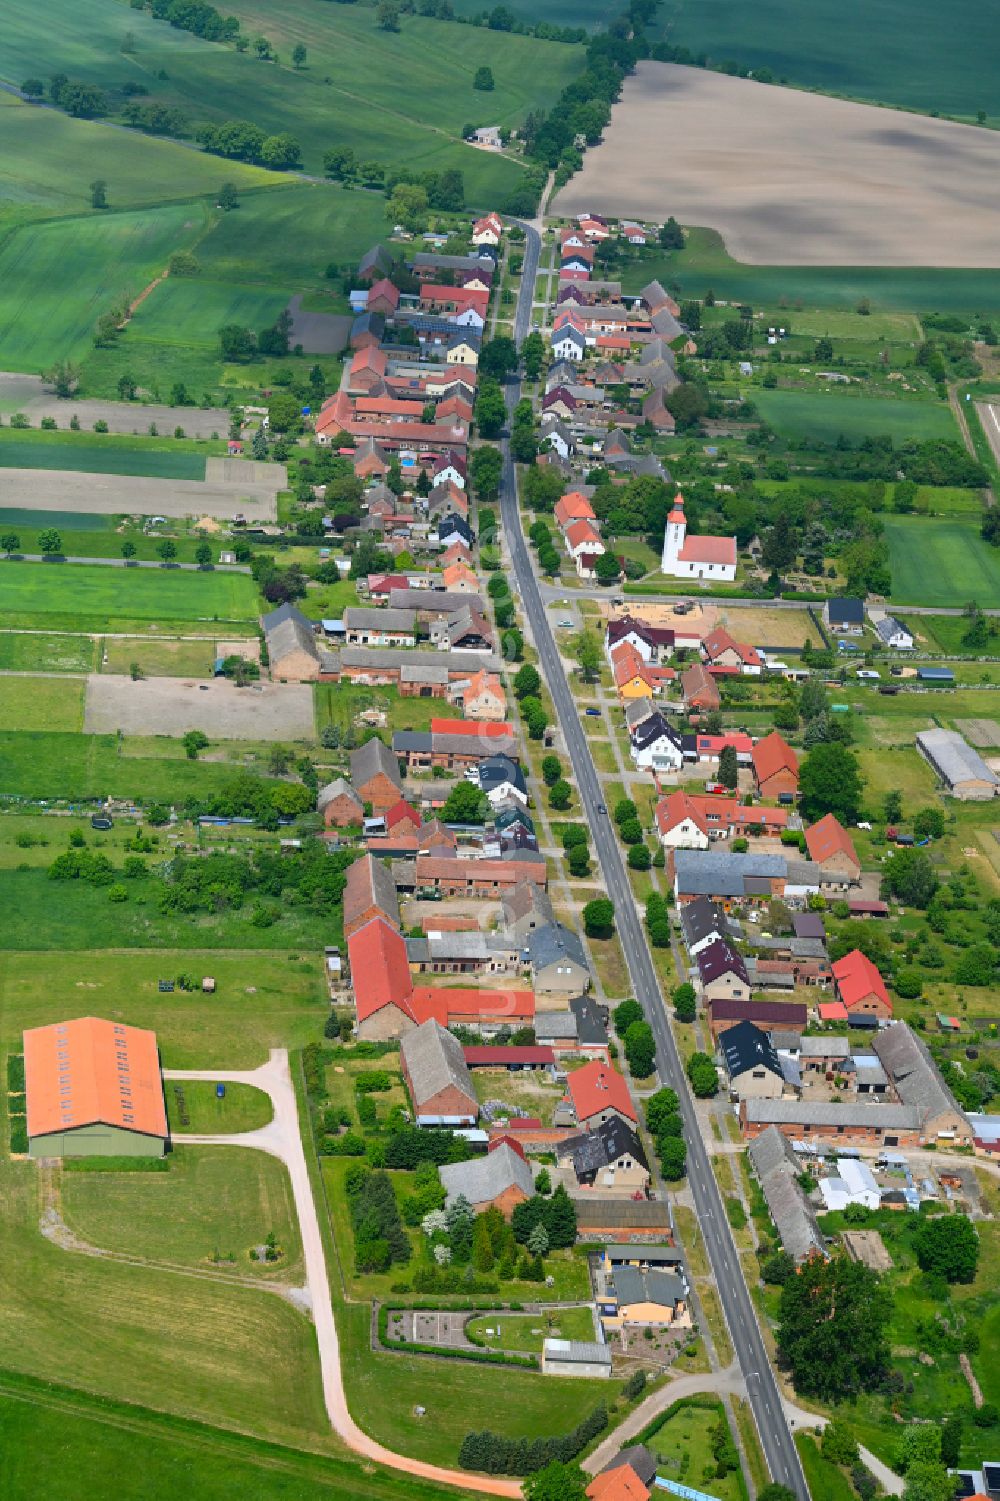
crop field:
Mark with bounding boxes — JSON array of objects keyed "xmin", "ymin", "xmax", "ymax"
[
  {"xmin": 752, "ymin": 388, "xmax": 956, "ymax": 444},
  {"xmin": 61, "ymin": 1146, "xmax": 302, "ymax": 1282},
  {"xmin": 0, "ymin": 678, "xmax": 85, "ymax": 734},
  {"xmin": 556, "ymin": 65, "xmax": 1000, "ymax": 266},
  {"xmin": 0, "ymin": 203, "xmax": 210, "ymax": 371},
  {"xmin": 0, "ymin": 633, "xmax": 97, "ymax": 673},
  {"xmin": 884, "ymin": 516, "xmax": 1000, "ymax": 606},
  {"xmin": 0, "ymin": 430, "xmax": 208, "ymax": 481},
  {"xmin": 0, "ymin": 562, "xmax": 259, "ymax": 630},
  {"xmin": 130, "ymin": 279, "xmax": 289, "ymax": 353}
]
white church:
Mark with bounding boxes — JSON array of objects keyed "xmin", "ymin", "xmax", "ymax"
[{"xmin": 661, "ymin": 492, "xmax": 737, "ymax": 582}]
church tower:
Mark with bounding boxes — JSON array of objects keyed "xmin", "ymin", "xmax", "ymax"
[{"xmin": 662, "ymin": 491, "xmax": 687, "ymax": 573}]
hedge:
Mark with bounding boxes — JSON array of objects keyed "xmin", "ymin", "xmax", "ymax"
[
  {"xmin": 9, "ymin": 1120, "xmax": 28, "ymax": 1155},
  {"xmin": 633, "ymin": 1393, "xmax": 724, "ymax": 1449},
  {"xmin": 7, "ymin": 1054, "xmax": 24, "ymax": 1092},
  {"xmin": 63, "ymin": 1156, "xmax": 171, "ymax": 1173},
  {"xmin": 378, "ymin": 1305, "xmax": 538, "ymax": 1369},
  {"xmin": 459, "ymin": 1401, "xmax": 608, "ymax": 1474}
]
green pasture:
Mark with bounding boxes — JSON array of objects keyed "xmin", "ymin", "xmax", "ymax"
[
  {"xmin": 129, "ymin": 279, "xmax": 289, "ymax": 352},
  {"xmin": 625, "ymin": 228, "xmax": 1000, "ymax": 315},
  {"xmin": 0, "ymin": 633, "xmax": 97, "ymax": 673},
  {"xmin": 0, "ymin": 677, "xmax": 85, "ymax": 734},
  {"xmin": 102, "ymin": 636, "xmax": 219, "ymax": 676},
  {"xmin": 0, "ymin": 428, "xmax": 211, "ymax": 480},
  {"xmin": 0, "ymin": 729, "xmax": 245, "ymax": 803},
  {"xmin": 0, "ymin": 561, "xmax": 259, "ymax": 627},
  {"xmin": 658, "ymin": 0, "xmax": 1000, "ymax": 122},
  {"xmin": 0, "ymin": 92, "xmax": 278, "ymax": 228},
  {"xmin": 62, "ymin": 1145, "xmax": 300, "ymax": 1279},
  {"xmin": 752, "ymin": 387, "xmax": 957, "ymax": 444},
  {"xmin": 883, "ymin": 516, "xmax": 1000, "ymax": 606},
  {"xmin": 0, "ymin": 203, "xmax": 209, "ymax": 371},
  {"xmin": 0, "ymin": 1370, "xmax": 463, "ymax": 1501},
  {"xmin": 1, "ymin": 527, "xmax": 239, "ymax": 565},
  {"xmin": 899, "ymin": 612, "xmax": 1000, "ymax": 655}
]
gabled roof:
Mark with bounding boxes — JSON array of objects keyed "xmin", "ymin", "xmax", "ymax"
[
  {"xmin": 587, "ymin": 1464, "xmax": 650, "ymax": 1501},
  {"xmin": 872, "ymin": 1022, "xmax": 964, "ymax": 1122},
  {"xmin": 710, "ymin": 998, "xmax": 808, "ymax": 1027},
  {"xmin": 679, "ymin": 895, "xmax": 727, "ymax": 949},
  {"xmin": 348, "ymin": 916, "xmax": 414, "ymax": 1023},
  {"xmin": 720, "ymin": 1019, "xmax": 783, "ymax": 1080},
  {"xmin": 526, "ymin": 921, "xmax": 588, "ymax": 973},
  {"xmin": 343, "ymin": 852, "xmax": 400, "ymax": 932},
  {"xmin": 697, "ymin": 938, "xmax": 749, "ymax": 987},
  {"xmin": 350, "ymin": 737, "xmax": 403, "ymax": 794},
  {"xmin": 702, "ymin": 625, "xmax": 762, "ymax": 668},
  {"xmin": 566, "ymin": 1114, "xmax": 648, "ymax": 1176},
  {"xmin": 439, "ymin": 1141, "xmax": 534, "ymax": 1206},
  {"xmin": 747, "ymin": 1125, "xmax": 827, "ymax": 1262},
  {"xmin": 401, "ymin": 1019, "xmax": 475, "ymax": 1109},
  {"xmin": 752, "ymin": 731, "xmax": 799, "ymax": 785},
  {"xmin": 598, "ymin": 1447, "xmax": 657, "ymax": 1490},
  {"xmin": 24, "ymin": 1017, "xmax": 167, "ymax": 1141},
  {"xmin": 569, "ymin": 1060, "xmax": 637, "ymax": 1123},
  {"xmin": 262, "ymin": 602, "xmax": 320, "ymax": 664},
  {"xmin": 479, "ymin": 754, "xmax": 526, "ymax": 795},
  {"xmin": 317, "ymin": 777, "xmax": 362, "ymax": 813},
  {"xmin": 570, "ymin": 993, "xmax": 609, "ymax": 1046},
  {"xmin": 805, "ymin": 813, "xmax": 860, "ymax": 869},
  {"xmin": 632, "ymin": 712, "xmax": 682, "ymax": 755},
  {"xmin": 828, "ymin": 597, "xmax": 865, "ymax": 626},
  {"xmin": 831, "ymin": 949, "xmax": 891, "ymax": 1012}
]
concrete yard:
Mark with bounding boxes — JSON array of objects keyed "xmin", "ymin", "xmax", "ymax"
[
  {"xmin": 84, "ymin": 675, "xmax": 316, "ymax": 740},
  {"xmin": 555, "ymin": 63, "xmax": 1000, "ymax": 266},
  {"xmin": 0, "ymin": 465, "xmax": 282, "ymax": 520},
  {"xmin": 0, "ymin": 373, "xmax": 230, "ymax": 439}
]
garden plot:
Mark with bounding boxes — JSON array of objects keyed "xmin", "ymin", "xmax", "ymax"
[
  {"xmin": 555, "ymin": 63, "xmax": 1000, "ymax": 266},
  {"xmin": 84, "ymin": 675, "xmax": 315, "ymax": 740}
]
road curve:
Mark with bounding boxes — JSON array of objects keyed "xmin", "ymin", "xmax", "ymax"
[
  {"xmin": 166, "ymin": 1054, "xmax": 519, "ymax": 1498},
  {"xmin": 502, "ymin": 219, "xmax": 809, "ymax": 1500}
]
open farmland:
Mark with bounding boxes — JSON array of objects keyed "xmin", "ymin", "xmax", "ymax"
[
  {"xmin": 0, "ymin": 468, "xmax": 277, "ymax": 520},
  {"xmin": 884, "ymin": 517, "xmax": 1000, "ymax": 606},
  {"xmin": 752, "ymin": 389, "xmax": 957, "ymax": 444},
  {"xmin": 0, "ymin": 562, "xmax": 259, "ymax": 628},
  {"xmin": 555, "ymin": 64, "xmax": 1000, "ymax": 265},
  {"xmin": 0, "ymin": 430, "xmax": 214, "ymax": 479}
]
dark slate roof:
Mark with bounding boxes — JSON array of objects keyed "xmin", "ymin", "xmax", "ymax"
[
  {"xmin": 479, "ymin": 755, "xmax": 526, "ymax": 796},
  {"xmin": 438, "ymin": 513, "xmax": 473, "ymax": 544},
  {"xmin": 632, "ymin": 712, "xmax": 683, "ymax": 754},
  {"xmin": 720, "ymin": 1020, "xmax": 784, "ymax": 1081},
  {"xmin": 526, "ymin": 921, "xmax": 588, "ymax": 973},
  {"xmin": 600, "ymin": 1446, "xmax": 658, "ymax": 1488},
  {"xmin": 674, "ymin": 849, "xmax": 784, "ymax": 897},
  {"xmin": 792, "ymin": 912, "xmax": 826, "ymax": 940},
  {"xmin": 351, "ymin": 310, "xmax": 386, "ymax": 340},
  {"xmin": 680, "ymin": 896, "xmax": 726, "ymax": 951},
  {"xmin": 570, "ymin": 993, "xmax": 609, "ymax": 1047},
  {"xmin": 828, "ymin": 597, "xmax": 865, "ymax": 626},
  {"xmin": 697, "ymin": 938, "xmax": 749, "ymax": 986},
  {"xmin": 613, "ymin": 1265, "xmax": 686, "ymax": 1308},
  {"xmin": 565, "ymin": 1114, "xmax": 648, "ymax": 1176}
]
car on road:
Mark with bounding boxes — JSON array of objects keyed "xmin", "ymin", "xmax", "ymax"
[
  {"xmin": 559, "ymin": 619, "xmax": 573, "ymax": 628},
  {"xmin": 596, "ymin": 804, "xmax": 607, "ymax": 815}
]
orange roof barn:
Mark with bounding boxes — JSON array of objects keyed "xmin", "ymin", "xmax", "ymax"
[{"xmin": 23, "ymin": 1017, "xmax": 167, "ymax": 1146}]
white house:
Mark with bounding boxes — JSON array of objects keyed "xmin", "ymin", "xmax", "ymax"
[
  {"xmin": 818, "ymin": 1158, "xmax": 881, "ymax": 1212},
  {"xmin": 630, "ymin": 713, "xmax": 684, "ymax": 773},
  {"xmin": 472, "ymin": 213, "xmax": 502, "ymax": 247},
  {"xmin": 874, "ymin": 616, "xmax": 914, "ymax": 650},
  {"xmin": 452, "ymin": 307, "xmax": 485, "ymax": 331},
  {"xmin": 551, "ymin": 325, "xmax": 586, "ymax": 362},
  {"xmin": 539, "ymin": 416, "xmax": 574, "ymax": 459},
  {"xmin": 661, "ymin": 492, "xmax": 737, "ymax": 582}
]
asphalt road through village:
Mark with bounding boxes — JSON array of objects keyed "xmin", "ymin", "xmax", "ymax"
[{"xmin": 499, "ymin": 218, "xmax": 809, "ymax": 1499}]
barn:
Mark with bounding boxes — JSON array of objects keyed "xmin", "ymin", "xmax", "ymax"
[{"xmin": 24, "ymin": 1017, "xmax": 168, "ymax": 1158}]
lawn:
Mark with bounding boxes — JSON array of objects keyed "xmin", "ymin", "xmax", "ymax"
[
  {"xmin": 644, "ymin": 1398, "xmax": 744, "ymax": 1501},
  {"xmin": 103, "ymin": 636, "xmax": 220, "ymax": 677},
  {"xmin": 884, "ymin": 516, "xmax": 1000, "ymax": 607},
  {"xmin": 314, "ymin": 683, "xmax": 462, "ymax": 737},
  {"xmin": 465, "ymin": 1307, "xmax": 596, "ymax": 1351},
  {"xmin": 165, "ymin": 1080, "xmax": 273, "ymax": 1134},
  {"xmin": 0, "ymin": 950, "xmax": 326, "ymax": 1067},
  {"xmin": 0, "ymin": 729, "xmax": 259, "ymax": 802},
  {"xmin": 0, "ymin": 677, "xmax": 85, "ymax": 733},
  {"xmin": 0, "ymin": 561, "xmax": 259, "ymax": 629},
  {"xmin": 0, "ymin": 429, "xmax": 212, "ymax": 479},
  {"xmin": 795, "ymin": 1434, "xmax": 855, "ymax": 1501},
  {"xmin": 900, "ymin": 612, "xmax": 1000, "ymax": 655},
  {"xmin": 61, "ymin": 1144, "xmax": 301, "ymax": 1281},
  {"xmin": 0, "ymin": 632, "xmax": 97, "ymax": 673},
  {"xmin": 0, "ymin": 1370, "xmax": 468, "ymax": 1501},
  {"xmin": 752, "ymin": 388, "xmax": 957, "ymax": 445},
  {"xmin": 625, "ymin": 228, "xmax": 1000, "ymax": 316}
]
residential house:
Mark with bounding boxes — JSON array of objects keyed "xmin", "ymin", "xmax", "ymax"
[
  {"xmin": 568, "ymin": 1060, "xmax": 637, "ymax": 1129},
  {"xmin": 439, "ymin": 1141, "xmax": 535, "ymax": 1218},
  {"xmin": 474, "ymin": 754, "xmax": 528, "ymax": 806},
  {"xmin": 317, "ymin": 778, "xmax": 363, "ymax": 829},
  {"xmin": 679, "ymin": 896, "xmax": 731, "ymax": 957},
  {"xmin": 720, "ymin": 1020, "xmax": 787, "ymax": 1099},
  {"xmin": 471, "ymin": 212, "xmax": 503, "ymax": 247},
  {"xmin": 701, "ymin": 626, "xmax": 763, "ymax": 675},
  {"xmin": 554, "ymin": 490, "xmax": 597, "ymax": 528},
  {"xmin": 824, "ymin": 597, "xmax": 865, "ymax": 635},
  {"xmin": 697, "ymin": 939, "xmax": 751, "ymax": 1004},
  {"xmin": 805, "ymin": 814, "xmax": 862, "ymax": 884},
  {"xmin": 539, "ymin": 416, "xmax": 574, "ymax": 458},
  {"xmin": 453, "ymin": 668, "xmax": 506, "ymax": 722},
  {"xmin": 656, "ymin": 790, "xmax": 787, "ymax": 849},
  {"xmin": 350, "ymin": 738, "xmax": 403, "ymax": 811},
  {"xmin": 611, "ymin": 641, "xmax": 668, "ymax": 700},
  {"xmin": 559, "ymin": 1116, "xmax": 650, "ymax": 1193},
  {"xmin": 916, "ymin": 728, "xmax": 999, "ymax": 800},
  {"xmin": 630, "ymin": 712, "xmax": 684, "ymax": 773},
  {"xmin": 400, "ymin": 1019, "xmax": 478, "ymax": 1125},
  {"xmin": 366, "ymin": 278, "xmax": 400, "ymax": 315},
  {"xmin": 349, "ymin": 916, "xmax": 417, "ymax": 1040},
  {"xmin": 564, "ymin": 519, "xmax": 606, "ymax": 579},
  {"xmin": 672, "ymin": 849, "xmax": 788, "ymax": 907},
  {"xmin": 747, "ymin": 1126, "xmax": 827, "ymax": 1262},
  {"xmin": 551, "ymin": 324, "xmax": 587, "ymax": 361},
  {"xmin": 751, "ymin": 732, "xmax": 799, "ymax": 799},
  {"xmin": 874, "ymin": 615, "xmax": 914, "ymax": 650},
  {"xmin": 606, "ymin": 616, "xmax": 675, "ymax": 665},
  {"xmin": 502, "ymin": 882, "xmax": 556, "ymax": 941},
  {"xmin": 707, "ymin": 997, "xmax": 808, "ymax": 1041},
  {"xmin": 527, "ymin": 922, "xmax": 591, "ymax": 995},
  {"xmin": 681, "ymin": 662, "xmax": 721, "ymax": 712},
  {"xmin": 441, "ymin": 560, "xmax": 478, "ymax": 593},
  {"xmin": 599, "ymin": 1266, "xmax": 689, "ymax": 1330},
  {"xmin": 641, "ymin": 387, "xmax": 676, "ymax": 433},
  {"xmin": 832, "ymin": 949, "xmax": 893, "ymax": 1018},
  {"xmin": 343, "ymin": 606, "xmax": 416, "ymax": 647}
]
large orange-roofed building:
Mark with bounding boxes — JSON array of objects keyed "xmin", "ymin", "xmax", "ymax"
[{"xmin": 23, "ymin": 1016, "xmax": 168, "ymax": 1158}]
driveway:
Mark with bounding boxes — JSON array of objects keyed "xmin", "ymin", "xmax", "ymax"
[{"xmin": 166, "ymin": 1052, "xmax": 519, "ymax": 1497}]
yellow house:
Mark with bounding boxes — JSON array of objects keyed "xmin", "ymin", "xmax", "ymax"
[{"xmin": 599, "ymin": 1266, "xmax": 691, "ymax": 1331}]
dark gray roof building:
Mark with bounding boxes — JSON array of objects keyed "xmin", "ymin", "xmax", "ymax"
[{"xmin": 748, "ymin": 1125, "xmax": 827, "ymax": 1262}]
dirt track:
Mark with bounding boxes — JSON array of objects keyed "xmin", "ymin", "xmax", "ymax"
[
  {"xmin": 84, "ymin": 675, "xmax": 315, "ymax": 740},
  {"xmin": 555, "ymin": 64, "xmax": 1000, "ymax": 266}
]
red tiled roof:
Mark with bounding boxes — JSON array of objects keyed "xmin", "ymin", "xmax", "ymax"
[
  {"xmin": 702, "ymin": 626, "xmax": 762, "ymax": 668},
  {"xmin": 831, "ymin": 949, "xmax": 891, "ymax": 1012},
  {"xmin": 429, "ymin": 719, "xmax": 512, "ymax": 738},
  {"xmin": 568, "ymin": 1060, "xmax": 637, "ymax": 1124},
  {"xmin": 805, "ymin": 813, "xmax": 860, "ymax": 869},
  {"xmin": 23, "ymin": 1017, "xmax": 167, "ymax": 1142},
  {"xmin": 554, "ymin": 491, "xmax": 596, "ymax": 527},
  {"xmin": 385, "ymin": 799, "xmax": 420, "ymax": 831},
  {"xmin": 752, "ymin": 731, "xmax": 799, "ymax": 786},
  {"xmin": 463, "ymin": 1046, "xmax": 555, "ymax": 1066},
  {"xmin": 348, "ymin": 917, "xmax": 415, "ymax": 1023},
  {"xmin": 818, "ymin": 1000, "xmax": 849, "ymax": 1021},
  {"xmin": 411, "ymin": 987, "xmax": 535, "ymax": 1024},
  {"xmin": 587, "ymin": 1465, "xmax": 651, "ymax": 1501},
  {"xmin": 656, "ymin": 790, "xmax": 710, "ymax": 839},
  {"xmin": 415, "ymin": 855, "xmax": 546, "ymax": 885},
  {"xmin": 677, "ymin": 534, "xmax": 737, "ymax": 565},
  {"xmin": 566, "ymin": 519, "xmax": 603, "ymax": 550}
]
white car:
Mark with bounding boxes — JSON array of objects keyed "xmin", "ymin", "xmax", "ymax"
[{"xmin": 559, "ymin": 619, "xmax": 573, "ymax": 628}]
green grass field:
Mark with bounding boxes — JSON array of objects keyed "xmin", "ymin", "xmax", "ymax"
[
  {"xmin": 130, "ymin": 279, "xmax": 289, "ymax": 353},
  {"xmin": 465, "ymin": 1308, "xmax": 596, "ymax": 1351},
  {"xmin": 103, "ymin": 636, "xmax": 219, "ymax": 676},
  {"xmin": 0, "ymin": 562, "xmax": 259, "ymax": 628},
  {"xmin": 165, "ymin": 1081, "xmax": 274, "ymax": 1134},
  {"xmin": 0, "ymin": 428, "xmax": 210, "ymax": 480},
  {"xmin": 0, "ymin": 677, "xmax": 85, "ymax": 733},
  {"xmin": 62, "ymin": 1144, "xmax": 300, "ymax": 1280},
  {"xmin": 752, "ymin": 388, "xmax": 957, "ymax": 444},
  {"xmin": 644, "ymin": 1400, "xmax": 745, "ymax": 1501},
  {"xmin": 625, "ymin": 228, "xmax": 1000, "ymax": 315},
  {"xmin": 899, "ymin": 612, "xmax": 1000, "ymax": 655},
  {"xmin": 0, "ymin": 1370, "xmax": 469, "ymax": 1501},
  {"xmin": 884, "ymin": 516, "xmax": 1000, "ymax": 606},
  {"xmin": 0, "ymin": 633, "xmax": 97, "ymax": 673},
  {"xmin": 0, "ymin": 730, "xmax": 260, "ymax": 804}
]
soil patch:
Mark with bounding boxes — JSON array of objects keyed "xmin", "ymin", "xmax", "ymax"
[{"xmin": 84, "ymin": 674, "xmax": 315, "ymax": 740}]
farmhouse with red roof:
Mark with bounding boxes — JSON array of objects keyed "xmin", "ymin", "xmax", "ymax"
[{"xmin": 831, "ymin": 949, "xmax": 893, "ymax": 1018}]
